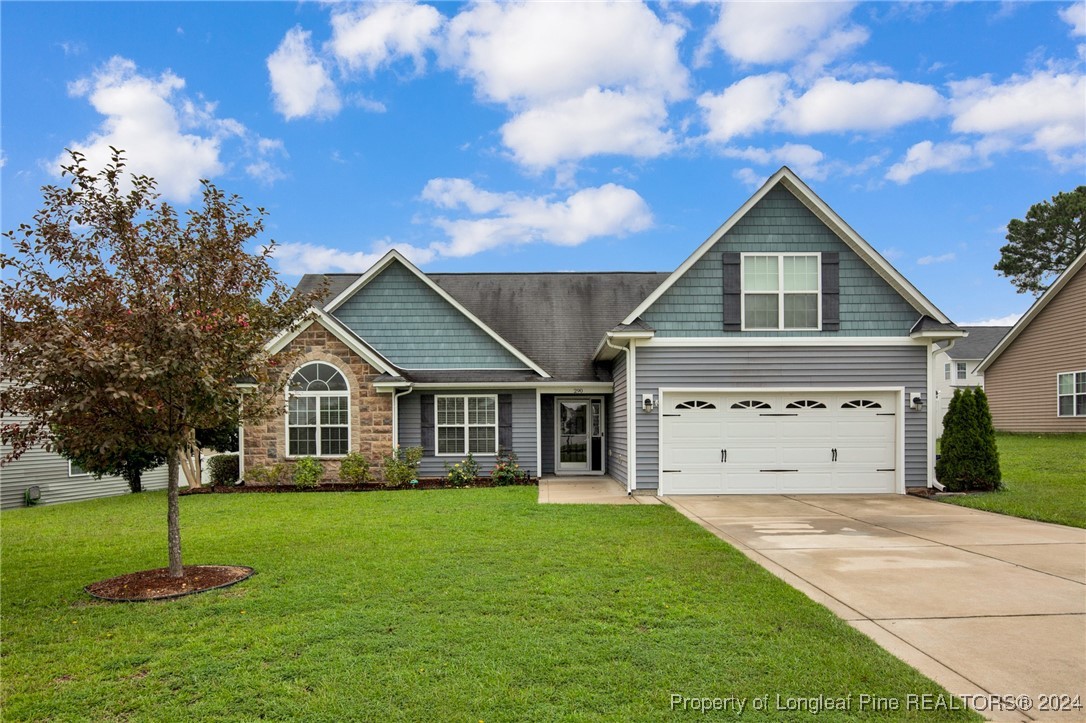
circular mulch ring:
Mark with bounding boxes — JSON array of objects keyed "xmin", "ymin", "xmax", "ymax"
[{"xmin": 85, "ymin": 565, "xmax": 254, "ymax": 602}]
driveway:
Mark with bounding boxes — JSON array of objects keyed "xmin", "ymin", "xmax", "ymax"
[{"xmin": 666, "ymin": 494, "xmax": 1086, "ymax": 722}]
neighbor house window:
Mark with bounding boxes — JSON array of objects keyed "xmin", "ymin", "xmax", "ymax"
[
  {"xmin": 956, "ymin": 362, "xmax": 967, "ymax": 381},
  {"xmin": 287, "ymin": 362, "xmax": 349, "ymax": 456},
  {"xmin": 1057, "ymin": 371, "xmax": 1086, "ymax": 417},
  {"xmin": 742, "ymin": 254, "xmax": 820, "ymax": 330},
  {"xmin": 944, "ymin": 363, "xmax": 951, "ymax": 381},
  {"xmin": 437, "ymin": 395, "xmax": 497, "ymax": 455},
  {"xmin": 68, "ymin": 461, "xmax": 90, "ymax": 477}
]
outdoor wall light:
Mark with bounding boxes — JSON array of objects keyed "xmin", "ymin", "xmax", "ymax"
[
  {"xmin": 910, "ymin": 395, "xmax": 924, "ymax": 411},
  {"xmin": 642, "ymin": 394, "xmax": 657, "ymax": 412}
]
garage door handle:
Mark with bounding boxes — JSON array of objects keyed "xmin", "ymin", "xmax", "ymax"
[
  {"xmin": 832, "ymin": 448, "xmax": 837, "ymax": 462},
  {"xmin": 760, "ymin": 469, "xmax": 799, "ymax": 473},
  {"xmin": 721, "ymin": 449, "xmax": 726, "ymax": 463}
]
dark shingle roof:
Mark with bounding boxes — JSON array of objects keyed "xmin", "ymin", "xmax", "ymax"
[
  {"xmin": 296, "ymin": 271, "xmax": 670, "ymax": 381},
  {"xmin": 946, "ymin": 326, "xmax": 1012, "ymax": 360}
]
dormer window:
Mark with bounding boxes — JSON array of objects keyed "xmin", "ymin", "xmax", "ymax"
[{"xmin": 741, "ymin": 254, "xmax": 820, "ymax": 330}]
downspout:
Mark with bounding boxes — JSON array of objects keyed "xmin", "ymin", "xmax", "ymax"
[
  {"xmin": 604, "ymin": 334, "xmax": 634, "ymax": 495},
  {"xmin": 929, "ymin": 338, "xmax": 960, "ymax": 492},
  {"xmin": 391, "ymin": 385, "xmax": 414, "ymax": 451}
]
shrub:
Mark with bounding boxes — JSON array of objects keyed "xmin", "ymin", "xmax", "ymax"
[
  {"xmin": 207, "ymin": 454, "xmax": 239, "ymax": 487},
  {"xmin": 383, "ymin": 446, "xmax": 423, "ymax": 487},
  {"xmin": 445, "ymin": 453, "xmax": 479, "ymax": 487},
  {"xmin": 292, "ymin": 457, "xmax": 323, "ymax": 489},
  {"xmin": 339, "ymin": 452, "xmax": 374, "ymax": 485},
  {"xmin": 491, "ymin": 448, "xmax": 528, "ymax": 486},
  {"xmin": 936, "ymin": 387, "xmax": 1002, "ymax": 492},
  {"xmin": 246, "ymin": 462, "xmax": 285, "ymax": 486}
]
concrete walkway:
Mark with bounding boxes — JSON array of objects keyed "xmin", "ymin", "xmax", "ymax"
[
  {"xmin": 538, "ymin": 476, "xmax": 663, "ymax": 505},
  {"xmin": 666, "ymin": 494, "xmax": 1086, "ymax": 721}
]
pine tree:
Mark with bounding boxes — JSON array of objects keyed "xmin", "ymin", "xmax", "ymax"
[
  {"xmin": 936, "ymin": 388, "xmax": 964, "ymax": 490},
  {"xmin": 970, "ymin": 387, "xmax": 1002, "ymax": 490}
]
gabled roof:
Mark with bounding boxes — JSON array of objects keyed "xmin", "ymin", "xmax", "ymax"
[
  {"xmin": 264, "ymin": 307, "xmax": 400, "ymax": 376},
  {"xmin": 619, "ymin": 166, "xmax": 952, "ymax": 326},
  {"xmin": 322, "ymin": 250, "xmax": 550, "ymax": 378},
  {"xmin": 942, "ymin": 326, "xmax": 1012, "ymax": 360},
  {"xmin": 297, "ymin": 269, "xmax": 668, "ymax": 381},
  {"xmin": 977, "ymin": 249, "xmax": 1086, "ymax": 373}
]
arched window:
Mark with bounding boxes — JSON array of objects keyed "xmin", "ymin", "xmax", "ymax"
[
  {"xmin": 786, "ymin": 399, "xmax": 827, "ymax": 409},
  {"xmin": 287, "ymin": 362, "xmax": 349, "ymax": 456},
  {"xmin": 675, "ymin": 400, "xmax": 717, "ymax": 410},
  {"xmin": 842, "ymin": 399, "xmax": 882, "ymax": 409},
  {"xmin": 730, "ymin": 400, "xmax": 772, "ymax": 410}
]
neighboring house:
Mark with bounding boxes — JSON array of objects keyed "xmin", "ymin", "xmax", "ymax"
[
  {"xmin": 933, "ymin": 326, "xmax": 1011, "ymax": 435},
  {"xmin": 976, "ymin": 250, "xmax": 1086, "ymax": 432},
  {"xmin": 243, "ymin": 167, "xmax": 965, "ymax": 496},
  {"xmin": 0, "ymin": 409, "xmax": 169, "ymax": 509}
]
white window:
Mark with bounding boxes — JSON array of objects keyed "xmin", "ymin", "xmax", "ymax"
[
  {"xmin": 287, "ymin": 362, "xmax": 350, "ymax": 457},
  {"xmin": 68, "ymin": 461, "xmax": 90, "ymax": 477},
  {"xmin": 742, "ymin": 254, "xmax": 820, "ymax": 330},
  {"xmin": 944, "ymin": 363, "xmax": 951, "ymax": 381},
  {"xmin": 1057, "ymin": 371, "xmax": 1086, "ymax": 417},
  {"xmin": 437, "ymin": 395, "xmax": 497, "ymax": 455},
  {"xmin": 956, "ymin": 362, "xmax": 967, "ymax": 381}
]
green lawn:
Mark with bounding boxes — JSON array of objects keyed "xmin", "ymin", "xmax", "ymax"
[
  {"xmin": 941, "ymin": 432, "xmax": 1086, "ymax": 528},
  {"xmin": 1, "ymin": 488, "xmax": 976, "ymax": 721}
]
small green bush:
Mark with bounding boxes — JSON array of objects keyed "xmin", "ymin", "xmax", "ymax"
[
  {"xmin": 207, "ymin": 454, "xmax": 239, "ymax": 487},
  {"xmin": 936, "ymin": 387, "xmax": 1002, "ymax": 492},
  {"xmin": 293, "ymin": 457, "xmax": 323, "ymax": 489},
  {"xmin": 339, "ymin": 452, "xmax": 374, "ymax": 485},
  {"xmin": 383, "ymin": 446, "xmax": 423, "ymax": 487},
  {"xmin": 246, "ymin": 462, "xmax": 285, "ymax": 486},
  {"xmin": 445, "ymin": 453, "xmax": 479, "ymax": 487},
  {"xmin": 491, "ymin": 448, "xmax": 528, "ymax": 486}
]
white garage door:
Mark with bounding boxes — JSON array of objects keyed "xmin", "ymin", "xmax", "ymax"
[{"xmin": 661, "ymin": 391, "xmax": 898, "ymax": 494}]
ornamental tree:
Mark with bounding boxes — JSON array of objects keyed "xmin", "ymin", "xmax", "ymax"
[
  {"xmin": 995, "ymin": 186, "xmax": 1085, "ymax": 296},
  {"xmin": 1, "ymin": 150, "xmax": 316, "ymax": 578}
]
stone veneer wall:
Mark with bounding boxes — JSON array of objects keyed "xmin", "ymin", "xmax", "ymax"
[{"xmin": 243, "ymin": 320, "xmax": 394, "ymax": 482}]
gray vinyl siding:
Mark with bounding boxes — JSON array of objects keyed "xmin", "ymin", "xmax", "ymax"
[
  {"xmin": 642, "ymin": 186, "xmax": 920, "ymax": 337},
  {"xmin": 332, "ymin": 261, "xmax": 526, "ymax": 369},
  {"xmin": 633, "ymin": 345, "xmax": 929, "ymax": 490},
  {"xmin": 1, "ymin": 432, "xmax": 169, "ymax": 509},
  {"xmin": 540, "ymin": 394, "xmax": 556, "ymax": 475},
  {"xmin": 608, "ymin": 354, "xmax": 628, "ymax": 484},
  {"xmin": 398, "ymin": 390, "xmax": 538, "ymax": 477}
]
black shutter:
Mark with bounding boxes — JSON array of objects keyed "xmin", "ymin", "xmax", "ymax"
[
  {"xmin": 722, "ymin": 252, "xmax": 742, "ymax": 331},
  {"xmin": 822, "ymin": 252, "xmax": 840, "ymax": 331},
  {"xmin": 420, "ymin": 394, "xmax": 435, "ymax": 456},
  {"xmin": 498, "ymin": 394, "xmax": 513, "ymax": 451}
]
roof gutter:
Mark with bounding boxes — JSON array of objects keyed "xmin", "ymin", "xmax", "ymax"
[{"xmin": 604, "ymin": 333, "xmax": 634, "ymax": 495}]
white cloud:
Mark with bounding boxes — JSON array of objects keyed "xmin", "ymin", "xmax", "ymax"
[
  {"xmin": 697, "ymin": 73, "xmax": 789, "ymax": 142},
  {"xmin": 702, "ymin": 2, "xmax": 867, "ymax": 70},
  {"xmin": 782, "ymin": 77, "xmax": 945, "ymax": 133},
  {"xmin": 960, "ymin": 312, "xmax": 1023, "ymax": 326},
  {"xmin": 329, "ymin": 3, "xmax": 443, "ymax": 74},
  {"xmin": 949, "ymin": 70, "xmax": 1086, "ymax": 168},
  {"xmin": 1059, "ymin": 2, "xmax": 1086, "ymax": 36},
  {"xmin": 444, "ymin": 2, "xmax": 688, "ymax": 105},
  {"xmin": 425, "ymin": 179, "xmax": 653, "ymax": 257},
  {"xmin": 267, "ymin": 26, "xmax": 341, "ymax": 120},
  {"xmin": 271, "ymin": 240, "xmax": 436, "ymax": 275},
  {"xmin": 916, "ymin": 252, "xmax": 956, "ymax": 265},
  {"xmin": 886, "ymin": 140, "xmax": 978, "ymax": 183},
  {"xmin": 722, "ymin": 143, "xmax": 827, "ymax": 179},
  {"xmin": 58, "ymin": 57, "xmax": 247, "ymax": 201},
  {"xmin": 500, "ymin": 88, "xmax": 674, "ymax": 169},
  {"xmin": 733, "ymin": 167, "xmax": 768, "ymax": 189}
]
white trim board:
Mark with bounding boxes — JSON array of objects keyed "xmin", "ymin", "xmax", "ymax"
[
  {"xmin": 976, "ymin": 248, "xmax": 1086, "ymax": 374},
  {"xmin": 377, "ymin": 381, "xmax": 614, "ymax": 392},
  {"xmin": 640, "ymin": 336, "xmax": 929, "ymax": 348},
  {"xmin": 321, "ymin": 249, "xmax": 550, "ymax": 378},
  {"xmin": 264, "ymin": 308, "xmax": 399, "ymax": 376},
  {"xmin": 620, "ymin": 166, "xmax": 951, "ymax": 327}
]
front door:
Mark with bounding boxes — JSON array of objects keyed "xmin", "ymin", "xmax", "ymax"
[{"xmin": 555, "ymin": 397, "xmax": 605, "ymax": 474}]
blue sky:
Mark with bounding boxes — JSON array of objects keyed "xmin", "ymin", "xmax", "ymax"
[{"xmin": 3, "ymin": 1, "xmax": 1084, "ymax": 326}]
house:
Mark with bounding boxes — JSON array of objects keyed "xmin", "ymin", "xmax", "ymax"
[
  {"xmin": 242, "ymin": 167, "xmax": 966, "ymax": 496},
  {"xmin": 933, "ymin": 326, "xmax": 1011, "ymax": 435},
  {"xmin": 0, "ymin": 412, "xmax": 170, "ymax": 509},
  {"xmin": 976, "ymin": 249, "xmax": 1086, "ymax": 432}
]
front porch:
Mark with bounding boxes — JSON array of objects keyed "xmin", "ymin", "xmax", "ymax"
[{"xmin": 538, "ymin": 475, "xmax": 662, "ymax": 505}]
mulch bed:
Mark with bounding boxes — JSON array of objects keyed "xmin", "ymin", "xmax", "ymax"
[
  {"xmin": 85, "ymin": 565, "xmax": 254, "ymax": 602},
  {"xmin": 180, "ymin": 478, "xmax": 538, "ymax": 495}
]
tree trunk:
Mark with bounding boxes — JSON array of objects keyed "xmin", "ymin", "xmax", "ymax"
[
  {"xmin": 167, "ymin": 449, "xmax": 184, "ymax": 578},
  {"xmin": 125, "ymin": 468, "xmax": 143, "ymax": 493}
]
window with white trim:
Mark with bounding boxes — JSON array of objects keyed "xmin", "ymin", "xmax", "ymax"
[
  {"xmin": 742, "ymin": 254, "xmax": 820, "ymax": 330},
  {"xmin": 287, "ymin": 362, "xmax": 349, "ymax": 456},
  {"xmin": 68, "ymin": 461, "xmax": 90, "ymax": 477},
  {"xmin": 956, "ymin": 362, "xmax": 967, "ymax": 381},
  {"xmin": 437, "ymin": 395, "xmax": 497, "ymax": 455},
  {"xmin": 944, "ymin": 363, "xmax": 951, "ymax": 381},
  {"xmin": 1057, "ymin": 371, "xmax": 1086, "ymax": 417}
]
